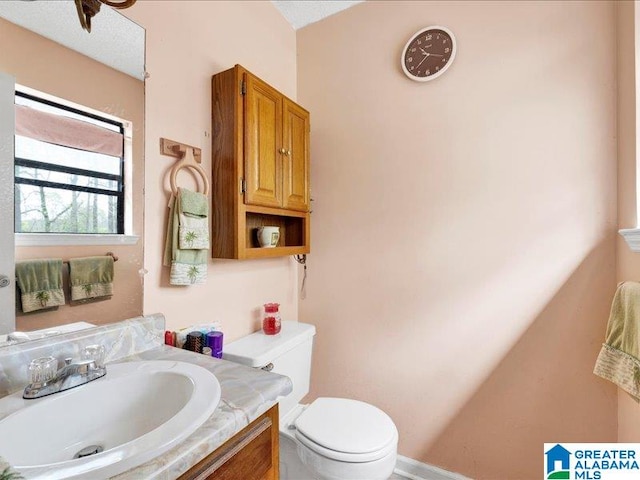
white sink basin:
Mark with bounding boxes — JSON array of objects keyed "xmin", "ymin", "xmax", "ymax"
[{"xmin": 0, "ymin": 360, "xmax": 221, "ymax": 479}]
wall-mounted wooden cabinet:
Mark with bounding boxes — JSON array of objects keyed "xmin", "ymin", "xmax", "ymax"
[{"xmin": 212, "ymin": 65, "xmax": 310, "ymax": 259}]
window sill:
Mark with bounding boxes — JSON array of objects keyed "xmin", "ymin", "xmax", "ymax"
[
  {"xmin": 16, "ymin": 233, "xmax": 139, "ymax": 247},
  {"xmin": 619, "ymin": 228, "xmax": 640, "ymax": 252}
]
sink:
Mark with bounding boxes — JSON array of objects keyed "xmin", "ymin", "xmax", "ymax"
[{"xmin": 0, "ymin": 360, "xmax": 221, "ymax": 479}]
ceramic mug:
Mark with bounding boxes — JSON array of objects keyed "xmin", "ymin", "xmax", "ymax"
[{"xmin": 257, "ymin": 226, "xmax": 280, "ymax": 248}]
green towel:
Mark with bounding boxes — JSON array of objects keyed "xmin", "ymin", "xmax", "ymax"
[
  {"xmin": 15, "ymin": 259, "xmax": 65, "ymax": 313},
  {"xmin": 0, "ymin": 455, "xmax": 22, "ymax": 479},
  {"xmin": 69, "ymin": 256, "xmax": 114, "ymax": 301},
  {"xmin": 163, "ymin": 188, "xmax": 208, "ymax": 285},
  {"xmin": 178, "ymin": 187, "xmax": 210, "ymax": 250},
  {"xmin": 180, "ymin": 187, "xmax": 208, "ymax": 216},
  {"xmin": 594, "ymin": 281, "xmax": 640, "ymax": 401}
]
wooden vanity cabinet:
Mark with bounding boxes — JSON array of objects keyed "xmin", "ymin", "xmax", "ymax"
[
  {"xmin": 179, "ymin": 404, "xmax": 279, "ymax": 480},
  {"xmin": 211, "ymin": 64, "xmax": 310, "ymax": 259}
]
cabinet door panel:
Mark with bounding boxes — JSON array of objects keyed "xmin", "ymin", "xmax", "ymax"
[
  {"xmin": 178, "ymin": 405, "xmax": 279, "ymax": 480},
  {"xmin": 282, "ymin": 99, "xmax": 309, "ymax": 212},
  {"xmin": 244, "ymin": 75, "xmax": 282, "ymax": 208}
]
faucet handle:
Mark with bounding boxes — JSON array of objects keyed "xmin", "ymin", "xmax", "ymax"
[
  {"xmin": 82, "ymin": 345, "xmax": 106, "ymax": 368},
  {"xmin": 28, "ymin": 356, "xmax": 57, "ymax": 384}
]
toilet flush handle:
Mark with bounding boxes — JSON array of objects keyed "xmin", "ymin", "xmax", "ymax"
[{"xmin": 261, "ymin": 363, "xmax": 274, "ymax": 372}]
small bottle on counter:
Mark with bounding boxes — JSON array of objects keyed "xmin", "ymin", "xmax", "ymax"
[
  {"xmin": 206, "ymin": 331, "xmax": 224, "ymax": 358},
  {"xmin": 185, "ymin": 331, "xmax": 204, "ymax": 353},
  {"xmin": 262, "ymin": 303, "xmax": 281, "ymax": 335}
]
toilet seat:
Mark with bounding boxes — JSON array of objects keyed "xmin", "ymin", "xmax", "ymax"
[{"xmin": 294, "ymin": 397, "xmax": 398, "ymax": 463}]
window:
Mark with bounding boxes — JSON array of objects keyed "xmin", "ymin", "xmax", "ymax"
[{"xmin": 14, "ymin": 88, "xmax": 130, "ymax": 235}]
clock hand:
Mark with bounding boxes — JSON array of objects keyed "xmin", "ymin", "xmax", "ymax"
[
  {"xmin": 419, "ymin": 48, "xmax": 444, "ymax": 59},
  {"xmin": 416, "ymin": 55, "xmax": 428, "ymax": 69}
]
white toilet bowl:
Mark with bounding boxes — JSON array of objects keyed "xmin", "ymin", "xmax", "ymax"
[
  {"xmin": 223, "ymin": 322, "xmax": 399, "ymax": 480},
  {"xmin": 280, "ymin": 398, "xmax": 398, "ymax": 480}
]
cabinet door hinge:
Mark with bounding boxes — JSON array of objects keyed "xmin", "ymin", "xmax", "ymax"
[
  {"xmin": 241, "ymin": 80, "xmax": 246, "ymax": 95},
  {"xmin": 240, "ymin": 178, "xmax": 246, "ymax": 194}
]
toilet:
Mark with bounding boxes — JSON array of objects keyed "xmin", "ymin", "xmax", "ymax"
[{"xmin": 223, "ymin": 321, "xmax": 398, "ymax": 480}]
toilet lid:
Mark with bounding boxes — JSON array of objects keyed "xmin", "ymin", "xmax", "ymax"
[{"xmin": 294, "ymin": 397, "xmax": 397, "ymax": 456}]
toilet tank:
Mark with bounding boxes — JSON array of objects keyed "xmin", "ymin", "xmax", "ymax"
[{"xmin": 223, "ymin": 321, "xmax": 316, "ymax": 418}]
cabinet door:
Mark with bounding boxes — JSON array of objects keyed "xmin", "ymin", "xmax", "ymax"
[
  {"xmin": 282, "ymin": 99, "xmax": 310, "ymax": 212},
  {"xmin": 178, "ymin": 405, "xmax": 279, "ymax": 480},
  {"xmin": 244, "ymin": 74, "xmax": 282, "ymax": 208}
]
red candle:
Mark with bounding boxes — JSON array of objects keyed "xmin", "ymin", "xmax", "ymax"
[{"xmin": 263, "ymin": 303, "xmax": 281, "ymax": 335}]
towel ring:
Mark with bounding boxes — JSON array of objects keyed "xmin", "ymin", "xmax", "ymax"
[{"xmin": 169, "ymin": 147, "xmax": 210, "ymax": 196}]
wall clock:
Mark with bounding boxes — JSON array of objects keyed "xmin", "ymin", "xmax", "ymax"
[{"xmin": 401, "ymin": 26, "xmax": 456, "ymax": 82}]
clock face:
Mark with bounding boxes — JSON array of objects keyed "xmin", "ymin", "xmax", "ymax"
[{"xmin": 401, "ymin": 26, "xmax": 456, "ymax": 82}]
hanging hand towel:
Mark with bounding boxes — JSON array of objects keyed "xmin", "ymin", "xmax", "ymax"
[
  {"xmin": 15, "ymin": 259, "xmax": 65, "ymax": 312},
  {"xmin": 69, "ymin": 256, "xmax": 114, "ymax": 301},
  {"xmin": 163, "ymin": 188, "xmax": 208, "ymax": 285},
  {"xmin": 1, "ymin": 455, "xmax": 22, "ymax": 480},
  {"xmin": 594, "ymin": 281, "xmax": 640, "ymax": 401},
  {"xmin": 178, "ymin": 187, "xmax": 210, "ymax": 250}
]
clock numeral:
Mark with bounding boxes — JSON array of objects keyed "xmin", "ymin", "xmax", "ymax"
[
  {"xmin": 435, "ymin": 66, "xmax": 440, "ymax": 71},
  {"xmin": 408, "ymin": 57, "xmax": 413, "ymax": 62},
  {"xmin": 443, "ymin": 39, "xmax": 447, "ymax": 44},
  {"xmin": 444, "ymin": 47, "xmax": 450, "ymax": 53},
  {"xmin": 442, "ymin": 58, "xmax": 446, "ymax": 63},
  {"xmin": 436, "ymin": 34, "xmax": 440, "ymax": 40},
  {"xmin": 411, "ymin": 48, "xmax": 416, "ymax": 52},
  {"xmin": 426, "ymin": 34, "xmax": 432, "ymax": 41},
  {"xmin": 410, "ymin": 66, "xmax": 414, "ymax": 71},
  {"xmin": 426, "ymin": 69, "xmax": 430, "ymax": 75},
  {"xmin": 417, "ymin": 39, "xmax": 421, "ymax": 45}
]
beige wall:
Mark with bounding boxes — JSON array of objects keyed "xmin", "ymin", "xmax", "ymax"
[
  {"xmin": 0, "ymin": 18, "xmax": 144, "ymax": 330},
  {"xmin": 125, "ymin": 2, "xmax": 299, "ymax": 340},
  {"xmin": 616, "ymin": 0, "xmax": 640, "ymax": 441},
  {"xmin": 297, "ymin": 1, "xmax": 618, "ymax": 478}
]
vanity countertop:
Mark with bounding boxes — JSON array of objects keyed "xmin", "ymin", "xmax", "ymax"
[{"xmin": 110, "ymin": 345, "xmax": 292, "ymax": 479}]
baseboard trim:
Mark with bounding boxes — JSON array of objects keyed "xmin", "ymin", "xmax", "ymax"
[{"xmin": 394, "ymin": 455, "xmax": 471, "ymax": 480}]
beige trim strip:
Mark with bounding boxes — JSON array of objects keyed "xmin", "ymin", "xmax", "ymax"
[
  {"xmin": 21, "ymin": 289, "xmax": 65, "ymax": 313},
  {"xmin": 594, "ymin": 343, "xmax": 640, "ymax": 402}
]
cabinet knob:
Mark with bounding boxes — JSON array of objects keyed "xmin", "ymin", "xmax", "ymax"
[
  {"xmin": 286, "ymin": 150, "xmax": 292, "ymax": 156},
  {"xmin": 278, "ymin": 148, "xmax": 286, "ymax": 154}
]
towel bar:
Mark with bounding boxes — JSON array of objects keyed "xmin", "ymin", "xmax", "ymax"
[{"xmin": 62, "ymin": 252, "xmax": 118, "ymax": 266}]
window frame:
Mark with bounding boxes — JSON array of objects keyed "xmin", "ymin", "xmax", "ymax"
[{"xmin": 14, "ymin": 84, "xmax": 138, "ymax": 246}]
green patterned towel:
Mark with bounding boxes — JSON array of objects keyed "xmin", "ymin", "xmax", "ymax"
[
  {"xmin": 594, "ymin": 281, "xmax": 640, "ymax": 401},
  {"xmin": 69, "ymin": 256, "xmax": 114, "ymax": 301},
  {"xmin": 15, "ymin": 259, "xmax": 65, "ymax": 313},
  {"xmin": 0, "ymin": 455, "xmax": 23, "ymax": 479},
  {"xmin": 178, "ymin": 187, "xmax": 209, "ymax": 250},
  {"xmin": 163, "ymin": 188, "xmax": 208, "ymax": 285}
]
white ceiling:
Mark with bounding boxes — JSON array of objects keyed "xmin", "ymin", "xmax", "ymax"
[
  {"xmin": 272, "ymin": 0, "xmax": 364, "ymax": 30},
  {"xmin": 0, "ymin": 0, "xmax": 145, "ymax": 80},
  {"xmin": 0, "ymin": 0, "xmax": 361, "ymax": 78}
]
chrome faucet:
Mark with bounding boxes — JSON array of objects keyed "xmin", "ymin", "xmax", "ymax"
[{"xmin": 23, "ymin": 345, "xmax": 107, "ymax": 399}]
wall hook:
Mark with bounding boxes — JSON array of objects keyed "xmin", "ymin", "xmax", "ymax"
[{"xmin": 160, "ymin": 137, "xmax": 202, "ymax": 164}]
